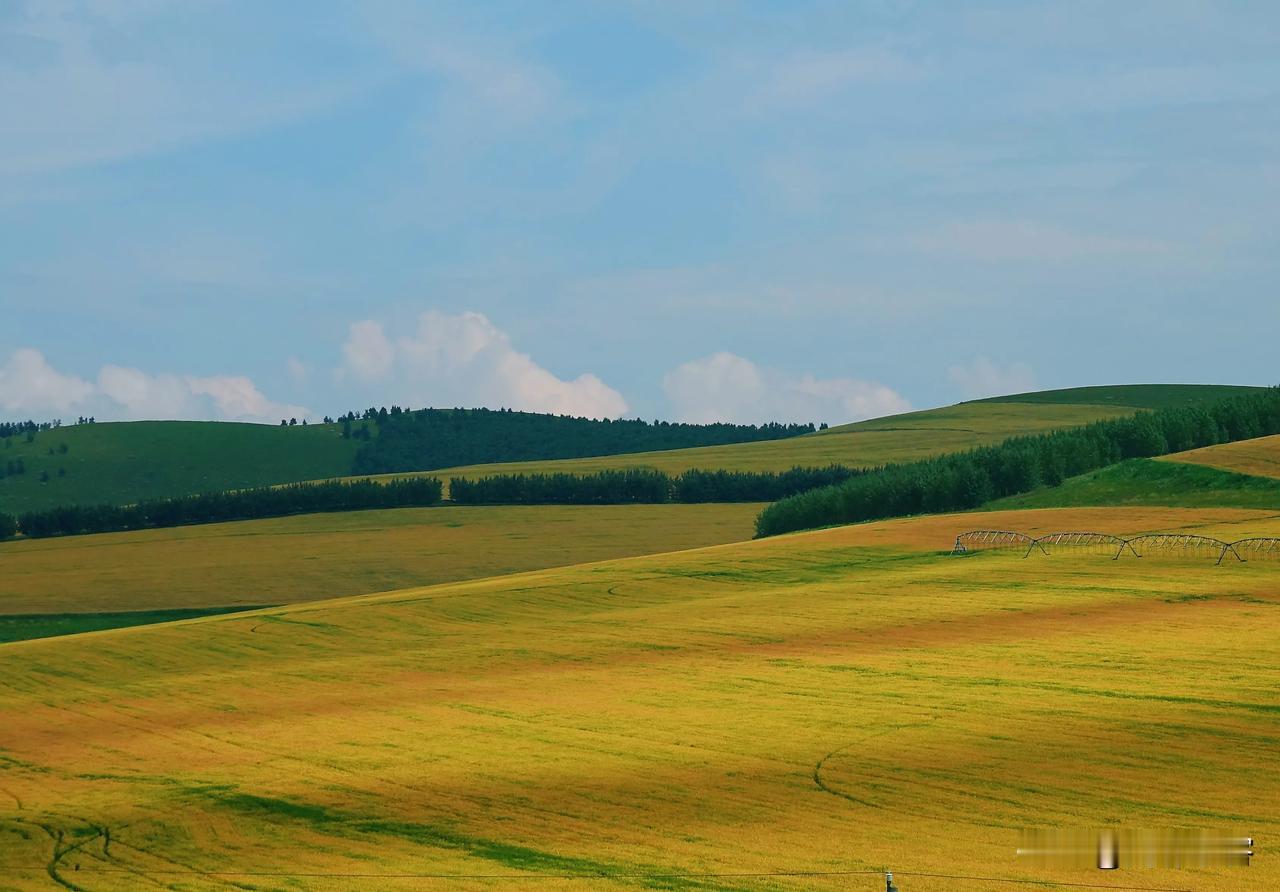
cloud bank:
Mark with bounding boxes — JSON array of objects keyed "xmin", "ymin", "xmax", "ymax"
[
  {"xmin": 662, "ymin": 351, "xmax": 910, "ymax": 425},
  {"xmin": 0, "ymin": 348, "xmax": 308, "ymax": 422},
  {"xmin": 337, "ymin": 310, "xmax": 629, "ymax": 419}
]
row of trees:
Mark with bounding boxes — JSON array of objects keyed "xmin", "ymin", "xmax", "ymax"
[
  {"xmin": 755, "ymin": 387, "xmax": 1280, "ymax": 537},
  {"xmin": 14, "ymin": 478, "xmax": 443, "ymax": 539},
  {"xmin": 352, "ymin": 407, "xmax": 820, "ymax": 474},
  {"xmin": 0, "ymin": 512, "xmax": 14, "ymax": 540},
  {"xmin": 0, "ymin": 419, "xmax": 64, "ymax": 439},
  {"xmin": 449, "ymin": 465, "xmax": 862, "ymax": 505}
]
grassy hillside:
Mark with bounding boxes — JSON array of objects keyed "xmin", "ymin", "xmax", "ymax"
[
  {"xmin": 1162, "ymin": 432, "xmax": 1280, "ymax": 479},
  {"xmin": 0, "ymin": 606, "xmax": 264, "ymax": 645},
  {"xmin": 975, "ymin": 382, "xmax": 1265, "ymax": 409},
  {"xmin": 0, "ymin": 503, "xmax": 761, "ymax": 616},
  {"xmin": 366, "ymin": 402, "xmax": 1139, "ymax": 494},
  {"xmin": 0, "ymin": 420, "xmax": 358, "ymax": 514},
  {"xmin": 2, "ymin": 385, "xmax": 1248, "ymax": 515},
  {"xmin": 2, "ymin": 385, "xmax": 1257, "ymax": 515},
  {"xmin": 986, "ymin": 458, "xmax": 1280, "ymax": 511},
  {"xmin": 2, "ymin": 505, "xmax": 1277, "ymax": 889}
]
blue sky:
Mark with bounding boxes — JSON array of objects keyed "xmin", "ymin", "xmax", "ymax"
[{"xmin": 2, "ymin": 0, "xmax": 1277, "ymax": 424}]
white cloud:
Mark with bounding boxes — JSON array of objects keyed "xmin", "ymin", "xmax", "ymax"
[
  {"xmin": 337, "ymin": 310, "xmax": 629, "ymax": 419},
  {"xmin": 0, "ymin": 349, "xmax": 307, "ymax": 422},
  {"xmin": 187, "ymin": 375, "xmax": 307, "ymax": 423},
  {"xmin": 97, "ymin": 365, "xmax": 200, "ymax": 419},
  {"xmin": 341, "ymin": 320, "xmax": 395, "ymax": 382},
  {"xmin": 948, "ymin": 356, "xmax": 1036, "ymax": 400},
  {"xmin": 0, "ymin": 348, "xmax": 95, "ymax": 412},
  {"xmin": 662, "ymin": 351, "xmax": 910, "ymax": 425}
]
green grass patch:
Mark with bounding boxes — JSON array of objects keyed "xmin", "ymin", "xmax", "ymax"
[
  {"xmin": 0, "ymin": 606, "xmax": 273, "ymax": 644},
  {"xmin": 0, "ymin": 420, "xmax": 359, "ymax": 515},
  {"xmin": 985, "ymin": 458, "xmax": 1280, "ymax": 510}
]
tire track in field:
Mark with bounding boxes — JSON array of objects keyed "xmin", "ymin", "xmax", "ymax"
[{"xmin": 813, "ymin": 718, "xmax": 938, "ymax": 809}]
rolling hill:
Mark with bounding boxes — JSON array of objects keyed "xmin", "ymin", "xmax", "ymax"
[
  {"xmin": 2, "ymin": 385, "xmax": 1260, "ymax": 515},
  {"xmin": 973, "ymin": 382, "xmax": 1265, "ymax": 409},
  {"xmin": 378, "ymin": 385, "xmax": 1266, "ymax": 491},
  {"xmin": 2, "ymin": 505, "xmax": 1277, "ymax": 889},
  {"xmin": 0, "ymin": 420, "xmax": 358, "ymax": 515}
]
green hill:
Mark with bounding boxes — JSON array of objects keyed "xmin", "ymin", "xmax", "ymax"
[
  {"xmin": 973, "ymin": 382, "xmax": 1265, "ymax": 409},
  {"xmin": 363, "ymin": 401, "xmax": 1133, "ymax": 491},
  {"xmin": 0, "ymin": 421, "xmax": 359, "ymax": 515},
  {"xmin": 3, "ymin": 384, "xmax": 1263, "ymax": 515}
]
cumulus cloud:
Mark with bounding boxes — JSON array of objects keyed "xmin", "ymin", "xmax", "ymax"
[
  {"xmin": 662, "ymin": 351, "xmax": 910, "ymax": 425},
  {"xmin": 948, "ymin": 356, "xmax": 1036, "ymax": 400},
  {"xmin": 0, "ymin": 348, "xmax": 95, "ymax": 412},
  {"xmin": 337, "ymin": 310, "xmax": 629, "ymax": 419},
  {"xmin": 0, "ymin": 349, "xmax": 308, "ymax": 422},
  {"xmin": 341, "ymin": 320, "xmax": 394, "ymax": 382}
]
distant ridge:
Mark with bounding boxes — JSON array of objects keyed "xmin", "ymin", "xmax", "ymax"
[{"xmin": 971, "ymin": 383, "xmax": 1265, "ymax": 410}]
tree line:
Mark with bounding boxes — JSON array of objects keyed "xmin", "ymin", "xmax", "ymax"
[
  {"xmin": 755, "ymin": 386, "xmax": 1280, "ymax": 537},
  {"xmin": 351, "ymin": 407, "xmax": 821, "ymax": 474},
  {"xmin": 11, "ymin": 478, "xmax": 443, "ymax": 539},
  {"xmin": 450, "ymin": 465, "xmax": 862, "ymax": 505}
]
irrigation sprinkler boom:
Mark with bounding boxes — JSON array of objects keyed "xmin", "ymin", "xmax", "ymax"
[{"xmin": 952, "ymin": 529, "xmax": 1269, "ymax": 565}]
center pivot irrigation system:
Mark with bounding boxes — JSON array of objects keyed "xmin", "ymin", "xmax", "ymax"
[{"xmin": 953, "ymin": 529, "xmax": 1280, "ymax": 565}]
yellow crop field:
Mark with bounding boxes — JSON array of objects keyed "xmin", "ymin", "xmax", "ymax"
[
  {"xmin": 3, "ymin": 505, "xmax": 1278, "ymax": 890},
  {"xmin": 0, "ymin": 503, "xmax": 762, "ymax": 615},
  {"xmin": 347, "ymin": 402, "xmax": 1135, "ymax": 492},
  {"xmin": 1163, "ymin": 433, "xmax": 1280, "ymax": 479}
]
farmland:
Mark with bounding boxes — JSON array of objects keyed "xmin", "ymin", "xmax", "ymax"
[
  {"xmin": 0, "ymin": 503, "xmax": 761, "ymax": 617},
  {"xmin": 1162, "ymin": 433, "xmax": 1280, "ymax": 479},
  {"xmin": 2, "ymin": 505, "xmax": 1277, "ymax": 890}
]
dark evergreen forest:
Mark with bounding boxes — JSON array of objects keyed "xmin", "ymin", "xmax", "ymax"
[
  {"xmin": 449, "ymin": 465, "xmax": 861, "ymax": 505},
  {"xmin": 12, "ymin": 478, "xmax": 442, "ymax": 539},
  {"xmin": 349, "ymin": 407, "xmax": 817, "ymax": 474}
]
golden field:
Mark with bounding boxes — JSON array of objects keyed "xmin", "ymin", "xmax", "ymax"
[
  {"xmin": 3, "ymin": 505, "xmax": 1278, "ymax": 890},
  {"xmin": 349, "ymin": 402, "xmax": 1135, "ymax": 493},
  {"xmin": 0, "ymin": 503, "xmax": 762, "ymax": 615},
  {"xmin": 1163, "ymin": 433, "xmax": 1280, "ymax": 479}
]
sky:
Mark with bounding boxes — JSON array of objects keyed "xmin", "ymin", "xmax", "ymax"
[{"xmin": 2, "ymin": 0, "xmax": 1278, "ymax": 426}]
